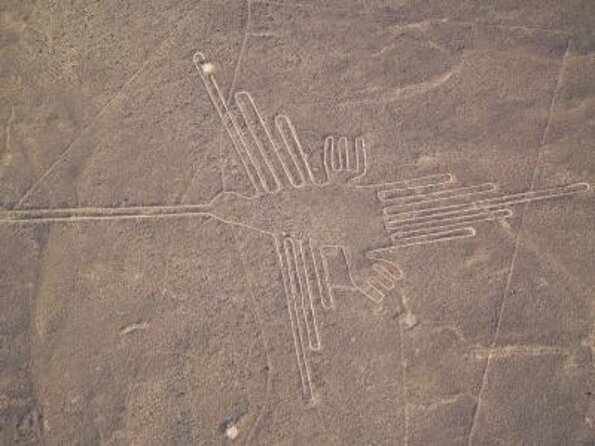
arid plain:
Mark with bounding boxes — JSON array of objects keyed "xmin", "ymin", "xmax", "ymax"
[{"xmin": 1, "ymin": 0, "xmax": 594, "ymax": 444}]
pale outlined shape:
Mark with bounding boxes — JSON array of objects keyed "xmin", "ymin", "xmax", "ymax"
[
  {"xmin": 284, "ymin": 237, "xmax": 322, "ymax": 352},
  {"xmin": 276, "ymin": 236, "xmax": 315, "ymax": 403},
  {"xmin": 275, "ymin": 114, "xmax": 316, "ymax": 186},
  {"xmin": 235, "ymin": 90, "xmax": 282, "ymax": 193},
  {"xmin": 194, "ymin": 52, "xmax": 264, "ymax": 195},
  {"xmin": 0, "ymin": 51, "xmax": 590, "ymax": 414}
]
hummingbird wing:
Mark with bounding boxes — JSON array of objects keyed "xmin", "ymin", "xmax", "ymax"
[
  {"xmin": 195, "ymin": 52, "xmax": 317, "ymax": 196},
  {"xmin": 373, "ymin": 181, "xmax": 589, "ymax": 253}
]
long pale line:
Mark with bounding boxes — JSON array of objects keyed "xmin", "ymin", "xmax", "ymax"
[
  {"xmin": 385, "ymin": 183, "xmax": 589, "ymax": 221},
  {"xmin": 278, "ymin": 238, "xmax": 314, "ymax": 402},
  {"xmin": 396, "ymin": 290, "xmax": 409, "ymax": 446},
  {"xmin": 0, "ymin": 203, "xmax": 213, "ymax": 222},
  {"xmin": 298, "ymin": 238, "xmax": 322, "ymax": 350},
  {"xmin": 384, "ymin": 203, "xmax": 512, "ymax": 228},
  {"xmin": 181, "ymin": 2, "xmax": 254, "ymax": 202},
  {"xmin": 193, "ymin": 53, "xmax": 265, "ymax": 193},
  {"xmin": 234, "ymin": 227, "xmax": 273, "ymax": 444},
  {"xmin": 224, "ymin": 0, "xmax": 257, "ymax": 191},
  {"xmin": 387, "ymin": 207, "xmax": 512, "ymax": 232},
  {"xmin": 359, "ymin": 281, "xmax": 384, "ymax": 303},
  {"xmin": 369, "ymin": 269, "xmax": 393, "ymax": 290},
  {"xmin": 16, "ymin": 10, "xmax": 195, "ymax": 207},
  {"xmin": 212, "ymin": 9, "xmax": 273, "ymax": 439},
  {"xmin": 235, "ymin": 91, "xmax": 282, "ymax": 192},
  {"xmin": 373, "ymin": 173, "xmax": 454, "ymax": 198},
  {"xmin": 467, "ymin": 39, "xmax": 572, "ymax": 445},
  {"xmin": 287, "ymin": 238, "xmax": 321, "ymax": 352},
  {"xmin": 389, "ymin": 227, "xmax": 476, "ymax": 247},
  {"xmin": 390, "ymin": 209, "xmax": 513, "ymax": 238},
  {"xmin": 382, "ymin": 182, "xmax": 497, "ymax": 205},
  {"xmin": 310, "ymin": 240, "xmax": 334, "ymax": 310},
  {"xmin": 275, "ymin": 114, "xmax": 315, "ymax": 184},
  {"xmin": 373, "ymin": 263, "xmax": 403, "ymax": 282}
]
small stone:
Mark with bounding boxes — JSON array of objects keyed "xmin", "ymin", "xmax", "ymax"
[
  {"xmin": 225, "ymin": 425, "xmax": 239, "ymax": 440},
  {"xmin": 201, "ymin": 62, "xmax": 215, "ymax": 74}
]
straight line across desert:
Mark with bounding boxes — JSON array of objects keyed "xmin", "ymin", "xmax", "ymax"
[{"xmin": 1, "ymin": 1, "xmax": 593, "ymax": 444}]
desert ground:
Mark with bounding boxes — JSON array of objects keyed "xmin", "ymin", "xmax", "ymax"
[{"xmin": 1, "ymin": 0, "xmax": 594, "ymax": 444}]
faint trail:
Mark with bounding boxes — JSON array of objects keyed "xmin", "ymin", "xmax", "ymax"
[
  {"xmin": 233, "ymin": 229, "xmax": 274, "ymax": 445},
  {"xmin": 251, "ymin": 0, "xmax": 571, "ymax": 35},
  {"xmin": 203, "ymin": 2, "xmax": 273, "ymax": 442},
  {"xmin": 471, "ymin": 344, "xmax": 567, "ymax": 359},
  {"xmin": 15, "ymin": 10, "xmax": 196, "ymax": 208},
  {"xmin": 226, "ymin": 12, "xmax": 274, "ymax": 443},
  {"xmin": 3, "ymin": 106, "xmax": 15, "ymax": 156},
  {"xmin": 280, "ymin": 61, "xmax": 463, "ymax": 110},
  {"xmin": 180, "ymin": 1, "xmax": 253, "ymax": 202},
  {"xmin": 397, "ymin": 306, "xmax": 409, "ymax": 446},
  {"xmin": 25, "ymin": 213, "xmax": 52, "ymax": 444},
  {"xmin": 230, "ymin": 5, "xmax": 252, "ymax": 105},
  {"xmin": 466, "ymin": 38, "xmax": 571, "ymax": 445},
  {"xmin": 223, "ymin": 0, "xmax": 253, "ymax": 193},
  {"xmin": 1, "ymin": 106, "xmax": 17, "ymax": 179}
]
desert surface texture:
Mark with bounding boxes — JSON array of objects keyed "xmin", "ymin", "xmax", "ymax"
[{"xmin": 1, "ymin": 0, "xmax": 594, "ymax": 444}]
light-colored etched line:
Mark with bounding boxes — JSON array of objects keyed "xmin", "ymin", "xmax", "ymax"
[
  {"xmin": 372, "ymin": 174, "xmax": 454, "ymax": 198},
  {"xmin": 295, "ymin": 238, "xmax": 322, "ymax": 351},
  {"xmin": 471, "ymin": 344, "xmax": 567, "ymax": 359},
  {"xmin": 3, "ymin": 106, "xmax": 15, "ymax": 160},
  {"xmin": 218, "ymin": 17, "xmax": 275, "ymax": 439},
  {"xmin": 16, "ymin": 13, "xmax": 195, "ymax": 208},
  {"xmin": 275, "ymin": 114, "xmax": 316, "ymax": 185},
  {"xmin": 368, "ymin": 269, "xmax": 393, "ymax": 290},
  {"xmin": 0, "ymin": 194, "xmax": 279, "ymax": 238},
  {"xmin": 344, "ymin": 138, "xmax": 357, "ymax": 172},
  {"xmin": 234, "ymin": 91, "xmax": 299, "ymax": 191},
  {"xmin": 275, "ymin": 114, "xmax": 316, "ymax": 184},
  {"xmin": 201, "ymin": 67, "xmax": 269, "ymax": 193},
  {"xmin": 372, "ymin": 263, "xmax": 403, "ymax": 283},
  {"xmin": 276, "ymin": 238, "xmax": 314, "ymax": 402},
  {"xmin": 382, "ymin": 183, "xmax": 497, "ymax": 210},
  {"xmin": 0, "ymin": 213, "xmax": 217, "ymax": 224},
  {"xmin": 120, "ymin": 321, "xmax": 149, "ymax": 336},
  {"xmin": 234, "ymin": 91, "xmax": 282, "ymax": 193},
  {"xmin": 323, "ymin": 137, "xmax": 334, "ymax": 182},
  {"xmin": 397, "ymin": 304, "xmax": 409, "ymax": 446},
  {"xmin": 286, "ymin": 238, "xmax": 320, "ymax": 351},
  {"xmin": 193, "ymin": 52, "xmax": 264, "ymax": 194},
  {"xmin": 349, "ymin": 137, "xmax": 368, "ymax": 182},
  {"xmin": 194, "ymin": 54, "xmax": 263, "ymax": 191},
  {"xmin": 329, "ymin": 137, "xmax": 341, "ymax": 172},
  {"xmin": 273, "ymin": 116, "xmax": 306, "ymax": 186},
  {"xmin": 319, "ymin": 245, "xmax": 348, "ymax": 307},
  {"xmin": 233, "ymin": 233, "xmax": 273, "ymax": 445},
  {"xmin": 301, "ymin": 240, "xmax": 330, "ymax": 313},
  {"xmin": 0, "ymin": 203, "xmax": 214, "ymax": 222},
  {"xmin": 360, "ymin": 281, "xmax": 384, "ymax": 303},
  {"xmin": 385, "ymin": 205, "xmax": 511, "ymax": 229},
  {"xmin": 378, "ymin": 181, "xmax": 450, "ymax": 200},
  {"xmin": 312, "ymin": 242, "xmax": 334, "ymax": 309},
  {"xmin": 0, "ymin": 210, "xmax": 272, "ymax": 238},
  {"xmin": 389, "ymin": 227, "xmax": 477, "ymax": 247},
  {"xmin": 284, "ymin": 239, "xmax": 315, "ymax": 394},
  {"xmin": 387, "ymin": 208, "xmax": 513, "ymax": 235},
  {"xmin": 338, "ymin": 136, "xmax": 348, "ymax": 171},
  {"xmin": 387, "ymin": 183, "xmax": 590, "ymax": 223},
  {"xmin": 217, "ymin": 8, "xmax": 251, "ymax": 199},
  {"xmin": 468, "ymin": 39, "xmax": 572, "ymax": 446},
  {"xmin": 269, "ymin": 117, "xmax": 307, "ymax": 187},
  {"xmin": 368, "ymin": 276, "xmax": 393, "ymax": 296}
]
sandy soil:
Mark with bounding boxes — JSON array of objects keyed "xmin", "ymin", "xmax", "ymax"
[{"xmin": 1, "ymin": 0, "xmax": 594, "ymax": 444}]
